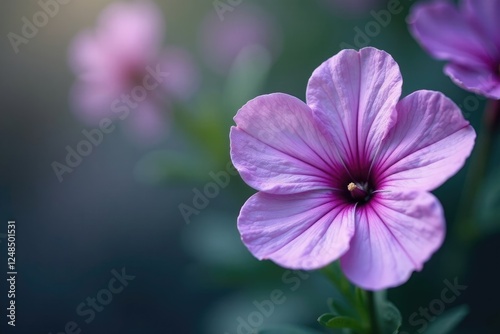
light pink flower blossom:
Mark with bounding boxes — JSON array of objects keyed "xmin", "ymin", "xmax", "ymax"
[
  {"xmin": 69, "ymin": 1, "xmax": 199, "ymax": 143},
  {"xmin": 230, "ymin": 48, "xmax": 476, "ymax": 290},
  {"xmin": 408, "ymin": 0, "xmax": 500, "ymax": 99}
]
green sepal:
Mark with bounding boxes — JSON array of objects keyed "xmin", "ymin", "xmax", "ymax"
[
  {"xmin": 318, "ymin": 313, "xmax": 368, "ymax": 333},
  {"xmin": 372, "ymin": 291, "xmax": 402, "ymax": 334},
  {"xmin": 377, "ymin": 301, "xmax": 402, "ymax": 334}
]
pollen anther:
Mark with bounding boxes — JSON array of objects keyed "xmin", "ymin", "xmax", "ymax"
[{"xmin": 347, "ymin": 182, "xmax": 358, "ymax": 192}]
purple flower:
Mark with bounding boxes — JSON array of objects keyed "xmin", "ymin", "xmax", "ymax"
[
  {"xmin": 230, "ymin": 48, "xmax": 476, "ymax": 290},
  {"xmin": 408, "ymin": 0, "xmax": 500, "ymax": 99},
  {"xmin": 69, "ymin": 1, "xmax": 199, "ymax": 143}
]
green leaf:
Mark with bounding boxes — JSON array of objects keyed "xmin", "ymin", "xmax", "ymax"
[
  {"xmin": 377, "ymin": 302, "xmax": 402, "ymax": 334},
  {"xmin": 318, "ymin": 314, "xmax": 367, "ymax": 332},
  {"xmin": 373, "ymin": 291, "xmax": 402, "ymax": 334},
  {"xmin": 257, "ymin": 325, "xmax": 323, "ymax": 334},
  {"xmin": 317, "ymin": 313, "xmax": 336, "ymax": 326},
  {"xmin": 424, "ymin": 305, "xmax": 469, "ymax": 334},
  {"xmin": 327, "ymin": 298, "xmax": 353, "ymax": 317}
]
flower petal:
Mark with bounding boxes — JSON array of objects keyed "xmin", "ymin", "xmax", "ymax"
[
  {"xmin": 463, "ymin": 0, "xmax": 500, "ymax": 54},
  {"xmin": 68, "ymin": 30, "xmax": 114, "ymax": 75},
  {"xmin": 123, "ymin": 100, "xmax": 168, "ymax": 145},
  {"xmin": 70, "ymin": 80, "xmax": 123, "ymax": 124},
  {"xmin": 375, "ymin": 90, "xmax": 475, "ymax": 191},
  {"xmin": 306, "ymin": 47, "xmax": 402, "ymax": 168},
  {"xmin": 97, "ymin": 0, "xmax": 164, "ymax": 64},
  {"xmin": 408, "ymin": 1, "xmax": 494, "ymax": 68},
  {"xmin": 159, "ymin": 47, "xmax": 200, "ymax": 101},
  {"xmin": 341, "ymin": 191, "xmax": 445, "ymax": 290},
  {"xmin": 444, "ymin": 63, "xmax": 500, "ymax": 99},
  {"xmin": 230, "ymin": 93, "xmax": 343, "ymax": 194},
  {"xmin": 238, "ymin": 191, "xmax": 355, "ymax": 270}
]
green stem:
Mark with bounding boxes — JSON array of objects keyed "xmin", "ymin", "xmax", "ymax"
[
  {"xmin": 320, "ymin": 264, "xmax": 370, "ymax": 329},
  {"xmin": 455, "ymin": 99, "xmax": 498, "ymax": 245},
  {"xmin": 446, "ymin": 100, "xmax": 499, "ymax": 277},
  {"xmin": 367, "ymin": 291, "xmax": 380, "ymax": 334},
  {"xmin": 320, "ymin": 263, "xmax": 350, "ymax": 297},
  {"xmin": 320, "ymin": 265, "xmax": 358, "ymax": 312}
]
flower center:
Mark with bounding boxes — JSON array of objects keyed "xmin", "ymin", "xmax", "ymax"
[
  {"xmin": 129, "ymin": 67, "xmax": 146, "ymax": 87},
  {"xmin": 347, "ymin": 182, "xmax": 372, "ymax": 203}
]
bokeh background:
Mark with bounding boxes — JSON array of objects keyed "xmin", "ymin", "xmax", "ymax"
[{"xmin": 1, "ymin": 0, "xmax": 499, "ymax": 333}]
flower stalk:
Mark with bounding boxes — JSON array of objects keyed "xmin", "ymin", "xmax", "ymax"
[
  {"xmin": 455, "ymin": 99, "xmax": 499, "ymax": 245},
  {"xmin": 368, "ymin": 291, "xmax": 380, "ymax": 334},
  {"xmin": 320, "ymin": 264, "xmax": 376, "ymax": 334}
]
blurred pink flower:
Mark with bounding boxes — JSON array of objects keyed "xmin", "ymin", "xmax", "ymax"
[
  {"xmin": 198, "ymin": 4, "xmax": 281, "ymax": 75},
  {"xmin": 409, "ymin": 0, "xmax": 500, "ymax": 99},
  {"xmin": 230, "ymin": 48, "xmax": 476, "ymax": 290},
  {"xmin": 69, "ymin": 0, "xmax": 199, "ymax": 143}
]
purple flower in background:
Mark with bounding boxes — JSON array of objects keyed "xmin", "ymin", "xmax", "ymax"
[
  {"xmin": 230, "ymin": 48, "xmax": 476, "ymax": 290},
  {"xmin": 69, "ymin": 1, "xmax": 199, "ymax": 143},
  {"xmin": 199, "ymin": 4, "xmax": 281, "ymax": 75},
  {"xmin": 408, "ymin": 0, "xmax": 500, "ymax": 99}
]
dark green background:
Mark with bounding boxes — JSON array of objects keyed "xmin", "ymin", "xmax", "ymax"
[{"xmin": 1, "ymin": 0, "xmax": 499, "ymax": 333}]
